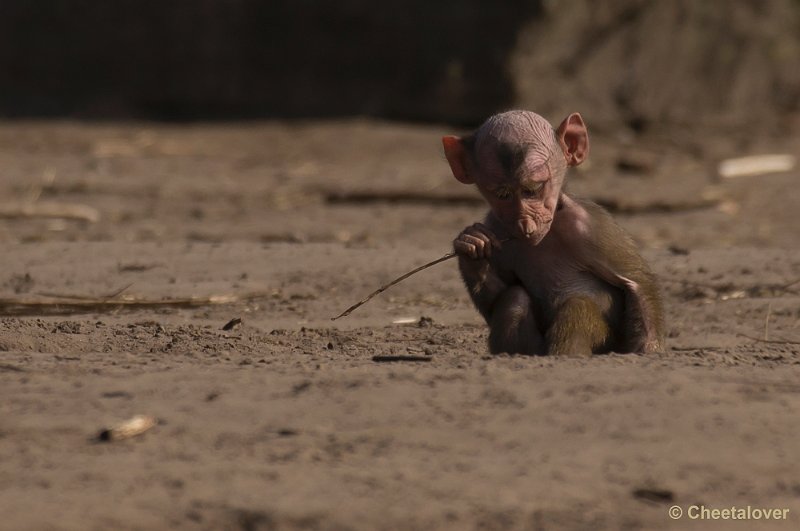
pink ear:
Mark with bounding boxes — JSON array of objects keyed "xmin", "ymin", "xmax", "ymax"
[
  {"xmin": 442, "ymin": 135, "xmax": 474, "ymax": 184},
  {"xmin": 556, "ymin": 113, "xmax": 589, "ymax": 166}
]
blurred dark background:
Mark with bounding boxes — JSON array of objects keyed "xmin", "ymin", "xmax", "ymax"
[{"xmin": 1, "ymin": 0, "xmax": 799, "ymax": 130}]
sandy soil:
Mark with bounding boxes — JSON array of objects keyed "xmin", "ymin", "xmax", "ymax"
[{"xmin": 0, "ymin": 120, "xmax": 799, "ymax": 530}]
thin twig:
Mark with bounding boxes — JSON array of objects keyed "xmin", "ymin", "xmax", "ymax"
[
  {"xmin": 764, "ymin": 302, "xmax": 772, "ymax": 341},
  {"xmin": 781, "ymin": 277, "xmax": 800, "ymax": 290},
  {"xmin": 331, "ymin": 252, "xmax": 456, "ymax": 320},
  {"xmin": 670, "ymin": 346, "xmax": 723, "ymax": 351},
  {"xmin": 659, "ymin": 277, "xmax": 728, "ymax": 291},
  {"xmin": 0, "ymin": 293, "xmax": 266, "ymax": 317},
  {"xmin": 737, "ymin": 333, "xmax": 800, "ymax": 345},
  {"xmin": 34, "ymin": 282, "xmax": 134, "ymax": 301},
  {"xmin": 104, "ymin": 283, "xmax": 135, "ymax": 299},
  {"xmin": 0, "ymin": 363, "xmax": 26, "ymax": 373},
  {"xmin": 0, "ymin": 201, "xmax": 100, "ymax": 222},
  {"xmin": 661, "ymin": 276, "xmax": 800, "ymax": 297},
  {"xmin": 372, "ymin": 355, "xmax": 433, "ymax": 363}
]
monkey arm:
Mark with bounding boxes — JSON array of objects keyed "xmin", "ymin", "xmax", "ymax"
[
  {"xmin": 454, "ymin": 216, "xmax": 515, "ymax": 323},
  {"xmin": 457, "ymin": 256, "xmax": 511, "ymax": 323}
]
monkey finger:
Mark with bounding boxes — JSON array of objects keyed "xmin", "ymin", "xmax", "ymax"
[
  {"xmin": 461, "ymin": 231, "xmax": 491, "ymax": 257},
  {"xmin": 458, "ymin": 237, "xmax": 483, "ymax": 258},
  {"xmin": 471, "ymin": 223, "xmax": 503, "ymax": 249},
  {"xmin": 460, "ymin": 233, "xmax": 491, "ymax": 258},
  {"xmin": 453, "ymin": 239, "xmax": 478, "ymax": 259},
  {"xmin": 464, "ymin": 226, "xmax": 493, "ymax": 246}
]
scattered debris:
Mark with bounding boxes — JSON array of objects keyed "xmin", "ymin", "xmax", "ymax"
[
  {"xmin": 35, "ymin": 282, "xmax": 134, "ymax": 301},
  {"xmin": 291, "ymin": 381, "xmax": 312, "ymax": 395},
  {"xmin": 737, "ymin": 333, "xmax": 800, "ymax": 346},
  {"xmin": 0, "ymin": 293, "xmax": 265, "ymax": 317},
  {"xmin": 0, "ymin": 201, "xmax": 100, "ymax": 223},
  {"xmin": 632, "ymin": 487, "xmax": 675, "ymax": 503},
  {"xmin": 718, "ymin": 154, "xmax": 796, "ymax": 179},
  {"xmin": 764, "ymin": 303, "xmax": 772, "ymax": 342},
  {"xmin": 667, "ymin": 245, "xmax": 690, "ymax": 256},
  {"xmin": 372, "ymin": 355, "xmax": 432, "ymax": 363},
  {"xmin": 101, "ymin": 391, "xmax": 133, "ymax": 399},
  {"xmin": 661, "ymin": 276, "xmax": 800, "ymax": 302},
  {"xmin": 0, "ymin": 363, "xmax": 26, "ymax": 373},
  {"xmin": 417, "ymin": 316, "xmax": 435, "ymax": 327},
  {"xmin": 98, "ymin": 414, "xmax": 157, "ymax": 442},
  {"xmin": 51, "ymin": 321, "xmax": 82, "ymax": 334},
  {"xmin": 719, "ymin": 290, "xmax": 746, "ymax": 301},
  {"xmin": 118, "ymin": 263, "xmax": 161, "ymax": 273},
  {"xmin": 222, "ymin": 317, "xmax": 242, "ymax": 331}
]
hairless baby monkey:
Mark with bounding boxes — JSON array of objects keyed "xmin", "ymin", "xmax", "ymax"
[{"xmin": 443, "ymin": 110, "xmax": 664, "ymax": 356}]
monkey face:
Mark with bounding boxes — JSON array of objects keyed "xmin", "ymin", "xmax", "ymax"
[
  {"xmin": 467, "ymin": 124, "xmax": 563, "ymax": 244},
  {"xmin": 442, "ymin": 110, "xmax": 589, "ymax": 245},
  {"xmin": 477, "ymin": 169, "xmax": 558, "ymax": 243}
]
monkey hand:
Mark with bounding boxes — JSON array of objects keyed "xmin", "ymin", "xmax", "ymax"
[{"xmin": 453, "ymin": 223, "xmax": 503, "ymax": 260}]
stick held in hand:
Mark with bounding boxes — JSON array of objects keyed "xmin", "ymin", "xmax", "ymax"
[{"xmin": 331, "ymin": 252, "xmax": 456, "ymax": 320}]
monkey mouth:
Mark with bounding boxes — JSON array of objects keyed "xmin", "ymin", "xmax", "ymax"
[
  {"xmin": 514, "ymin": 219, "xmax": 539, "ymax": 240},
  {"xmin": 511, "ymin": 219, "xmax": 549, "ymax": 244},
  {"xmin": 509, "ymin": 227, "xmax": 541, "ymax": 242},
  {"xmin": 520, "ymin": 231, "xmax": 546, "ymax": 244}
]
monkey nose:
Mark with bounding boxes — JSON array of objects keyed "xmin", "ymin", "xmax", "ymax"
[{"xmin": 517, "ymin": 219, "xmax": 536, "ymax": 238}]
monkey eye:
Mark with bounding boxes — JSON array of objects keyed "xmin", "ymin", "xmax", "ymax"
[
  {"xmin": 521, "ymin": 182, "xmax": 544, "ymax": 198},
  {"xmin": 494, "ymin": 188, "xmax": 513, "ymax": 200}
]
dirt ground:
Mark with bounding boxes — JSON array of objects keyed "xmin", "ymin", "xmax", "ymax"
[{"xmin": 0, "ymin": 119, "xmax": 799, "ymax": 530}]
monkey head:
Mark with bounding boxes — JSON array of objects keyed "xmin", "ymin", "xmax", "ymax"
[{"xmin": 443, "ymin": 111, "xmax": 589, "ymax": 243}]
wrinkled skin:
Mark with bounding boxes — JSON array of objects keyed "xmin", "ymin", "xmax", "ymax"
[
  {"xmin": 442, "ymin": 110, "xmax": 664, "ymax": 356},
  {"xmin": 444, "ymin": 110, "xmax": 582, "ymax": 244}
]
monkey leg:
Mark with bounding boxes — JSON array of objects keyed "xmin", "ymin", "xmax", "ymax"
[
  {"xmin": 546, "ymin": 296, "xmax": 611, "ymax": 357},
  {"xmin": 488, "ymin": 285, "xmax": 545, "ymax": 355}
]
